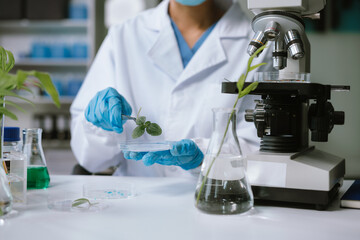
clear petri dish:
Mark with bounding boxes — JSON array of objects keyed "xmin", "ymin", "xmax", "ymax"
[
  {"xmin": 255, "ymin": 72, "xmax": 311, "ymax": 83},
  {"xmin": 47, "ymin": 190, "xmax": 107, "ymax": 212},
  {"xmin": 83, "ymin": 182, "xmax": 137, "ymax": 200},
  {"xmin": 118, "ymin": 140, "xmax": 174, "ymax": 152}
]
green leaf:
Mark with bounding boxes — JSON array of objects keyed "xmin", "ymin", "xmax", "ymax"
[
  {"xmin": 0, "ymin": 72, "xmax": 17, "ymax": 90},
  {"xmin": 0, "ymin": 107, "xmax": 18, "ymax": 120},
  {"xmin": 238, "ymin": 81, "xmax": 259, "ymax": 99},
  {"xmin": 0, "ymin": 89, "xmax": 34, "ymax": 106},
  {"xmin": 0, "ymin": 46, "xmax": 6, "ymax": 72},
  {"xmin": 236, "ymin": 74, "xmax": 246, "ymax": 93},
  {"xmin": 247, "ymin": 44, "xmax": 268, "ymax": 72},
  {"xmin": 5, "ymin": 50, "xmax": 15, "ymax": 73},
  {"xmin": 0, "ymin": 99, "xmax": 26, "ymax": 113},
  {"xmin": 146, "ymin": 123, "xmax": 162, "ymax": 136},
  {"xmin": 144, "ymin": 121, "xmax": 151, "ymax": 128},
  {"xmin": 17, "ymin": 70, "xmax": 60, "ymax": 108},
  {"xmin": 72, "ymin": 198, "xmax": 91, "ymax": 207},
  {"xmin": 132, "ymin": 125, "xmax": 146, "ymax": 139},
  {"xmin": 14, "ymin": 70, "xmax": 29, "ymax": 88},
  {"xmin": 249, "ymin": 62, "xmax": 267, "ymax": 72},
  {"xmin": 136, "ymin": 116, "xmax": 146, "ymax": 125}
]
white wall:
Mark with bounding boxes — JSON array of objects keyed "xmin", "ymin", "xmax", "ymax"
[{"xmin": 308, "ymin": 33, "xmax": 360, "ymax": 179}]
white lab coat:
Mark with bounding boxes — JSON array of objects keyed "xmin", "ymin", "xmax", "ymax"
[{"xmin": 70, "ymin": 0, "xmax": 272, "ymax": 177}]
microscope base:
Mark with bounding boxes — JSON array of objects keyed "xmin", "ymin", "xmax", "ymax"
[
  {"xmin": 246, "ymin": 148, "xmax": 345, "ymax": 210},
  {"xmin": 252, "ymin": 182, "xmax": 341, "ymax": 210}
]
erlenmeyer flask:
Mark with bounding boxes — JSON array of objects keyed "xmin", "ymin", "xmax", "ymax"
[
  {"xmin": 23, "ymin": 128, "xmax": 50, "ymax": 189},
  {"xmin": 195, "ymin": 108, "xmax": 254, "ymax": 214}
]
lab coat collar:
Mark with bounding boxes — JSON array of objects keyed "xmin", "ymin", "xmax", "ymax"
[
  {"xmin": 147, "ymin": 0, "xmax": 183, "ymax": 81},
  {"xmin": 146, "ymin": 0, "xmax": 250, "ymax": 82}
]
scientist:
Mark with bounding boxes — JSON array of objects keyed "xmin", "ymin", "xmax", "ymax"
[{"xmin": 70, "ymin": 0, "xmax": 271, "ymax": 177}]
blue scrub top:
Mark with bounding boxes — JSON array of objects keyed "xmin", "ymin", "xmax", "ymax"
[{"xmin": 171, "ymin": 19, "xmax": 217, "ymax": 68}]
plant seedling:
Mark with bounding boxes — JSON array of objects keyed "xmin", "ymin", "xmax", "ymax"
[
  {"xmin": 196, "ymin": 44, "xmax": 268, "ymax": 205},
  {"xmin": 132, "ymin": 108, "xmax": 162, "ymax": 139},
  {"xmin": 71, "ymin": 198, "xmax": 98, "ymax": 209}
]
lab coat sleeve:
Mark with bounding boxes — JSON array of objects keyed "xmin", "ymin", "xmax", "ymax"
[{"xmin": 70, "ymin": 27, "xmax": 126, "ymax": 173}]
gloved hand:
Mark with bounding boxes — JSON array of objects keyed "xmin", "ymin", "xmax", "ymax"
[
  {"xmin": 123, "ymin": 139, "xmax": 204, "ymax": 170},
  {"xmin": 85, "ymin": 87, "xmax": 132, "ymax": 133}
]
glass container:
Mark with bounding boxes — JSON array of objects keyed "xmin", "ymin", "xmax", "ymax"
[
  {"xmin": 2, "ymin": 127, "xmax": 27, "ymax": 203},
  {"xmin": 195, "ymin": 108, "xmax": 254, "ymax": 214},
  {"xmin": 23, "ymin": 128, "xmax": 50, "ymax": 189},
  {"xmin": 0, "ymin": 117, "xmax": 13, "ymax": 216}
]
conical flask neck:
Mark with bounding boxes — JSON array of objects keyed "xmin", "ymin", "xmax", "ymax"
[{"xmin": 209, "ymin": 108, "xmax": 241, "ymax": 156}]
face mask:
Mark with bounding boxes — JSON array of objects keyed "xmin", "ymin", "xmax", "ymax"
[{"xmin": 175, "ymin": 0, "xmax": 206, "ymax": 6}]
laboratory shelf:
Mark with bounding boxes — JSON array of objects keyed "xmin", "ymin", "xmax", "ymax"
[
  {"xmin": 0, "ymin": 19, "xmax": 88, "ymax": 33},
  {"xmin": 10, "ymin": 96, "xmax": 75, "ymax": 105},
  {"xmin": 14, "ymin": 58, "xmax": 90, "ymax": 68}
]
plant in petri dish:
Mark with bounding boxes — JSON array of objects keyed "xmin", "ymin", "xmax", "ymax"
[
  {"xmin": 71, "ymin": 198, "xmax": 98, "ymax": 209},
  {"xmin": 132, "ymin": 108, "xmax": 162, "ymax": 139}
]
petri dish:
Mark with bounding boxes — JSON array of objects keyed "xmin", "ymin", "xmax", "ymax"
[
  {"xmin": 47, "ymin": 190, "xmax": 107, "ymax": 212},
  {"xmin": 83, "ymin": 182, "xmax": 137, "ymax": 200},
  {"xmin": 118, "ymin": 140, "xmax": 174, "ymax": 152}
]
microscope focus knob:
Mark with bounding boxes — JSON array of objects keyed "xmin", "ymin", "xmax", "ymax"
[
  {"xmin": 245, "ymin": 104, "xmax": 266, "ymax": 138},
  {"xmin": 308, "ymin": 102, "xmax": 344, "ymax": 142},
  {"xmin": 245, "ymin": 109, "xmax": 255, "ymax": 122},
  {"xmin": 333, "ymin": 111, "xmax": 345, "ymax": 125}
]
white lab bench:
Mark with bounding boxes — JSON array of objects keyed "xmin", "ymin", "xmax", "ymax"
[{"xmin": 1, "ymin": 175, "xmax": 359, "ymax": 240}]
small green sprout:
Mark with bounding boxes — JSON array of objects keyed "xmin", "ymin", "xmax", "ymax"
[
  {"xmin": 195, "ymin": 44, "xmax": 268, "ymax": 206},
  {"xmin": 132, "ymin": 108, "xmax": 162, "ymax": 139},
  {"xmin": 71, "ymin": 198, "xmax": 98, "ymax": 209}
]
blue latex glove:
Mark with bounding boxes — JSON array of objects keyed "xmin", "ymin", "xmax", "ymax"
[
  {"xmin": 123, "ymin": 139, "xmax": 204, "ymax": 170},
  {"xmin": 85, "ymin": 87, "xmax": 132, "ymax": 133}
]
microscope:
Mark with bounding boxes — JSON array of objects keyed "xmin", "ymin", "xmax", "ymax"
[{"xmin": 222, "ymin": 0, "xmax": 350, "ymax": 209}]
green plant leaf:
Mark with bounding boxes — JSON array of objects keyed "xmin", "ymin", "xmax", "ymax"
[
  {"xmin": 132, "ymin": 125, "xmax": 146, "ymax": 139},
  {"xmin": 236, "ymin": 74, "xmax": 246, "ymax": 93},
  {"xmin": 0, "ymin": 89, "xmax": 34, "ymax": 106},
  {"xmin": 5, "ymin": 50, "xmax": 15, "ymax": 73},
  {"xmin": 0, "ymin": 99, "xmax": 26, "ymax": 113},
  {"xmin": 72, "ymin": 198, "xmax": 91, "ymax": 207},
  {"xmin": 17, "ymin": 70, "xmax": 60, "ymax": 108},
  {"xmin": 249, "ymin": 62, "xmax": 267, "ymax": 72},
  {"xmin": 196, "ymin": 44, "xmax": 267, "ymax": 206},
  {"xmin": 0, "ymin": 72, "xmax": 17, "ymax": 90},
  {"xmin": 247, "ymin": 44, "xmax": 268, "ymax": 72},
  {"xmin": 146, "ymin": 123, "xmax": 162, "ymax": 136},
  {"xmin": 144, "ymin": 121, "xmax": 151, "ymax": 128},
  {"xmin": 0, "ymin": 46, "xmax": 6, "ymax": 72},
  {"xmin": 0, "ymin": 107, "xmax": 18, "ymax": 120},
  {"xmin": 136, "ymin": 116, "xmax": 146, "ymax": 125},
  {"xmin": 238, "ymin": 81, "xmax": 259, "ymax": 99}
]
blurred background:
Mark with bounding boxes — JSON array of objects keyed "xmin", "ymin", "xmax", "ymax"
[{"xmin": 1, "ymin": 0, "xmax": 359, "ymax": 178}]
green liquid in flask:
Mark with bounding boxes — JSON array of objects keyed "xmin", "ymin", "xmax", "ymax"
[{"xmin": 27, "ymin": 166, "xmax": 50, "ymax": 189}]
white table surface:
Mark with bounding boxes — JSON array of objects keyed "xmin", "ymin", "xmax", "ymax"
[{"xmin": 1, "ymin": 175, "xmax": 359, "ymax": 240}]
